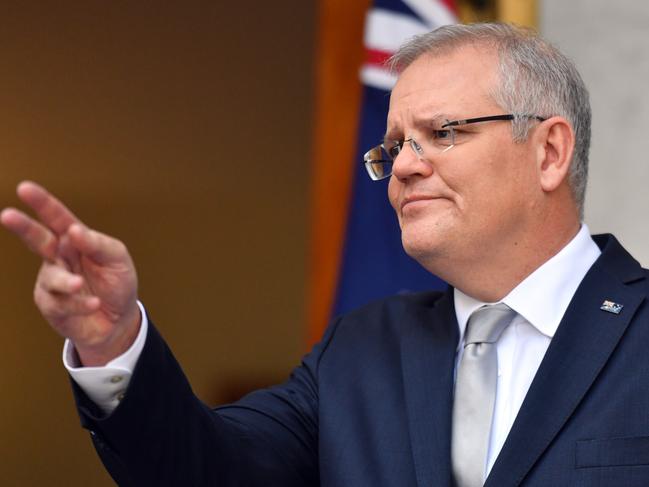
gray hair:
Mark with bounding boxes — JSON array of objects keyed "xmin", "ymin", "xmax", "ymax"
[{"xmin": 389, "ymin": 23, "xmax": 591, "ymax": 219}]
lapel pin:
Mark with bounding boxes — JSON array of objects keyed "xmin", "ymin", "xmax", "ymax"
[{"xmin": 600, "ymin": 300, "xmax": 623, "ymax": 314}]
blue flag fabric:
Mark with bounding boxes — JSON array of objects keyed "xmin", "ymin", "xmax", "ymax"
[{"xmin": 333, "ymin": 0, "xmax": 456, "ymax": 316}]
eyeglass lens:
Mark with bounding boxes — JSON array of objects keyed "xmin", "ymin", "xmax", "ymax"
[{"xmin": 364, "ymin": 122, "xmax": 455, "ymax": 181}]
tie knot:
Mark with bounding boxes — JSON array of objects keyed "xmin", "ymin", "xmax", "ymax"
[{"xmin": 464, "ymin": 303, "xmax": 515, "ymax": 345}]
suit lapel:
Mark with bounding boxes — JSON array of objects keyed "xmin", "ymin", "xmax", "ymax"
[
  {"xmin": 400, "ymin": 289, "xmax": 458, "ymax": 487},
  {"xmin": 486, "ymin": 235, "xmax": 647, "ymax": 486}
]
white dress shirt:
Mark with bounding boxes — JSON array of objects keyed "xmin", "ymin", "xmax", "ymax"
[
  {"xmin": 453, "ymin": 224, "xmax": 601, "ymax": 477},
  {"xmin": 65, "ymin": 224, "xmax": 602, "ymax": 474}
]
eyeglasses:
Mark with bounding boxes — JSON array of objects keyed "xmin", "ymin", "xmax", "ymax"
[{"xmin": 363, "ymin": 114, "xmax": 546, "ymax": 181}]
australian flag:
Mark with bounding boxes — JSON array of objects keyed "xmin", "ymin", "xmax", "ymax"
[{"xmin": 333, "ymin": 0, "xmax": 457, "ymax": 316}]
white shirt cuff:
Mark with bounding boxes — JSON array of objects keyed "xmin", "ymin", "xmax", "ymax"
[{"xmin": 63, "ymin": 301, "xmax": 149, "ymax": 415}]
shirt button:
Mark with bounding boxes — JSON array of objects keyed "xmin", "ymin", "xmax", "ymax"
[
  {"xmin": 116, "ymin": 392, "xmax": 125, "ymax": 401},
  {"xmin": 110, "ymin": 375, "xmax": 123, "ymax": 384}
]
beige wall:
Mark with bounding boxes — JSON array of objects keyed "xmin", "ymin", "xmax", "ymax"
[
  {"xmin": 0, "ymin": 2, "xmax": 315, "ymax": 485},
  {"xmin": 541, "ymin": 1, "xmax": 649, "ymax": 266}
]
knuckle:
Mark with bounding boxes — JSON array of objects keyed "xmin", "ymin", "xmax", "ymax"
[
  {"xmin": 33, "ymin": 289, "xmax": 51, "ymax": 314},
  {"xmin": 37, "ymin": 271, "xmax": 57, "ymax": 292},
  {"xmin": 34, "ymin": 273, "xmax": 49, "ymax": 296},
  {"xmin": 113, "ymin": 238, "xmax": 127, "ymax": 254}
]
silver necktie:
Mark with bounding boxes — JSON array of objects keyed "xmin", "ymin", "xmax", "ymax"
[{"xmin": 451, "ymin": 303, "xmax": 516, "ymax": 487}]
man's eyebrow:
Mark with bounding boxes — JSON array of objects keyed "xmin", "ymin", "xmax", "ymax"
[
  {"xmin": 384, "ymin": 113, "xmax": 457, "ymax": 140},
  {"xmin": 419, "ymin": 113, "xmax": 458, "ymax": 123}
]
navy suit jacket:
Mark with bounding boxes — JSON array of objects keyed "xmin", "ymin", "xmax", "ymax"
[{"xmin": 74, "ymin": 234, "xmax": 649, "ymax": 486}]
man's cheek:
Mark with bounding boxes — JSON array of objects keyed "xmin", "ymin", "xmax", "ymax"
[{"xmin": 387, "ymin": 180, "xmax": 400, "ymax": 212}]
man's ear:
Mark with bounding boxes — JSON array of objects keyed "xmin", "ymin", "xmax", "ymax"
[{"xmin": 534, "ymin": 116, "xmax": 575, "ymax": 193}]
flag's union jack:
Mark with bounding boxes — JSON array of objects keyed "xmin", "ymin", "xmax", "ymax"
[{"xmin": 362, "ymin": 0, "xmax": 457, "ymax": 89}]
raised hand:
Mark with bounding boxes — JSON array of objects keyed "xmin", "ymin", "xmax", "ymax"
[{"xmin": 1, "ymin": 181, "xmax": 141, "ymax": 366}]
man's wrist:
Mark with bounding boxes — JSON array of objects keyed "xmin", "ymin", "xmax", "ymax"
[
  {"xmin": 76, "ymin": 304, "xmax": 142, "ymax": 367},
  {"xmin": 64, "ymin": 301, "xmax": 149, "ymax": 414}
]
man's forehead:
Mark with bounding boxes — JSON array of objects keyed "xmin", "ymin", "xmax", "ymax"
[{"xmin": 387, "ymin": 47, "xmax": 499, "ymax": 122}]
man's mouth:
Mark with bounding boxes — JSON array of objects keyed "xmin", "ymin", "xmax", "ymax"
[{"xmin": 400, "ymin": 195, "xmax": 441, "ymax": 212}]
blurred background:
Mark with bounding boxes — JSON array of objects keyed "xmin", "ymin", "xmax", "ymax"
[{"xmin": 0, "ymin": 1, "xmax": 647, "ymax": 485}]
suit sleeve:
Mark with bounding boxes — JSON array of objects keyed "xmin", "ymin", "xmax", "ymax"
[{"xmin": 72, "ymin": 318, "xmax": 341, "ymax": 486}]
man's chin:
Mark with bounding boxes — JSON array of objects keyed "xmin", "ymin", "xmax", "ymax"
[{"xmin": 401, "ymin": 234, "xmax": 442, "ymax": 264}]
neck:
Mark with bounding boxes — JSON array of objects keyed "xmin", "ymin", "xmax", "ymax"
[{"xmin": 430, "ymin": 213, "xmax": 581, "ymax": 303}]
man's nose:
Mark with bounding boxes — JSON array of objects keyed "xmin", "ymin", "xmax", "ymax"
[{"xmin": 391, "ymin": 141, "xmax": 434, "ymax": 181}]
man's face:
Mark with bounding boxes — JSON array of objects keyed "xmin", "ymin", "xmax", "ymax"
[{"xmin": 387, "ymin": 45, "xmax": 540, "ymax": 272}]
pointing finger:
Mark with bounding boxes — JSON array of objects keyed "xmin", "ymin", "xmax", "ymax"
[
  {"xmin": 16, "ymin": 181, "xmax": 81, "ymax": 236},
  {"xmin": 1, "ymin": 207, "xmax": 58, "ymax": 261}
]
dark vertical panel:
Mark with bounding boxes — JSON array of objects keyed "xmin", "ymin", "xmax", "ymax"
[{"xmin": 307, "ymin": 0, "xmax": 369, "ymax": 345}]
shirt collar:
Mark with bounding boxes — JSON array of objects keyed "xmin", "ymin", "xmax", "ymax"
[{"xmin": 454, "ymin": 224, "xmax": 601, "ymax": 349}]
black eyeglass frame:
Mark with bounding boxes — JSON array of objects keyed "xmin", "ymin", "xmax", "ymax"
[
  {"xmin": 363, "ymin": 113, "xmax": 547, "ymax": 181},
  {"xmin": 441, "ymin": 114, "xmax": 546, "ymax": 128}
]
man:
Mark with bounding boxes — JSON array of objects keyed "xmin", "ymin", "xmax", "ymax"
[{"xmin": 2, "ymin": 22, "xmax": 649, "ymax": 486}]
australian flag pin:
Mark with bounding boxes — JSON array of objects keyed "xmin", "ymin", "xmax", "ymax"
[{"xmin": 600, "ymin": 300, "xmax": 623, "ymax": 314}]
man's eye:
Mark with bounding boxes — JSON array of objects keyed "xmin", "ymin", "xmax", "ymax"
[
  {"xmin": 433, "ymin": 129, "xmax": 452, "ymax": 140},
  {"xmin": 387, "ymin": 144, "xmax": 402, "ymax": 158}
]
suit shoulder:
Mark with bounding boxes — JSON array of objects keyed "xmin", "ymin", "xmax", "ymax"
[
  {"xmin": 339, "ymin": 290, "xmax": 447, "ymax": 320},
  {"xmin": 326, "ymin": 290, "xmax": 451, "ymax": 342},
  {"xmin": 313, "ymin": 290, "xmax": 455, "ymax": 371}
]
